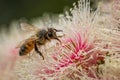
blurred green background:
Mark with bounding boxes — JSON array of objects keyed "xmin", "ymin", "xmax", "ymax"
[
  {"xmin": 0, "ymin": 0, "xmax": 99, "ymax": 29},
  {"xmin": 0, "ymin": 0, "xmax": 77, "ymax": 25}
]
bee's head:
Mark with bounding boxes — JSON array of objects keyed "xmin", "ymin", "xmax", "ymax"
[{"xmin": 47, "ymin": 28, "xmax": 63, "ymax": 42}]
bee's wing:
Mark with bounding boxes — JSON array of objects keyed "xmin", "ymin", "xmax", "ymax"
[
  {"xmin": 19, "ymin": 22, "xmax": 40, "ymax": 32},
  {"xmin": 16, "ymin": 35, "xmax": 38, "ymax": 48},
  {"xmin": 16, "ymin": 39, "xmax": 27, "ymax": 48}
]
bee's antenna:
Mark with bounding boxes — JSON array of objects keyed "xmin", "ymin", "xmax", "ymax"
[{"xmin": 56, "ymin": 29, "xmax": 63, "ymax": 32}]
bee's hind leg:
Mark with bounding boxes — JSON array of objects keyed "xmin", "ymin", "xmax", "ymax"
[{"xmin": 34, "ymin": 42, "xmax": 44, "ymax": 60}]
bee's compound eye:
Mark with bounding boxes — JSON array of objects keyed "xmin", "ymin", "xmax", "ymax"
[{"xmin": 48, "ymin": 32, "xmax": 53, "ymax": 37}]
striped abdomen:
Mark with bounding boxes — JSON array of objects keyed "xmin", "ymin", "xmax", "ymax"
[{"xmin": 19, "ymin": 39, "xmax": 35, "ymax": 56}]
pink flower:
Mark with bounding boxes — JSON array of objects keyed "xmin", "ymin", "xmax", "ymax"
[
  {"xmin": 1, "ymin": 0, "xmax": 119, "ymax": 80},
  {"xmin": 34, "ymin": 31, "xmax": 107, "ymax": 79}
]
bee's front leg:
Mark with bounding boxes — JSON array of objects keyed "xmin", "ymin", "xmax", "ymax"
[{"xmin": 34, "ymin": 42, "xmax": 44, "ymax": 60}]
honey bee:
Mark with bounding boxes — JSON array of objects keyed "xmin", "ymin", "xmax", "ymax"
[{"xmin": 17, "ymin": 22, "xmax": 63, "ymax": 60}]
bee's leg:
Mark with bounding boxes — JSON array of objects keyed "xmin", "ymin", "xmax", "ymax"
[
  {"xmin": 34, "ymin": 42, "xmax": 44, "ymax": 60},
  {"xmin": 46, "ymin": 36, "xmax": 51, "ymax": 41}
]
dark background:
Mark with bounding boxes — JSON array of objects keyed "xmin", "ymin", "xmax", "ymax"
[{"xmin": 0, "ymin": 0, "xmax": 99, "ymax": 29}]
